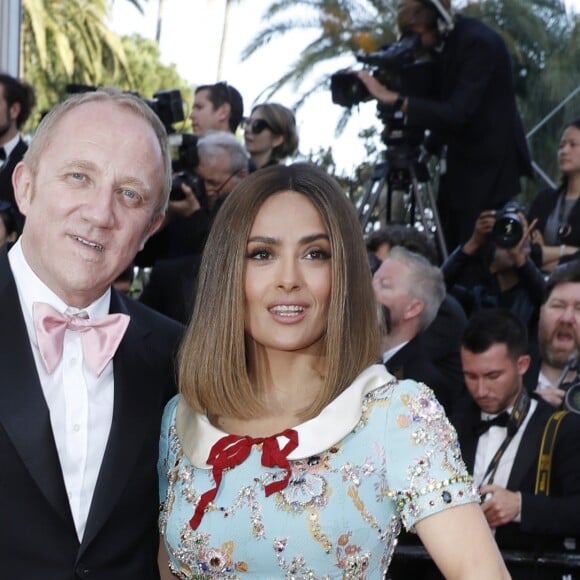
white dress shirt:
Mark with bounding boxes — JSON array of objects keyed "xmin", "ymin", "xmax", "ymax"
[
  {"xmin": 8, "ymin": 240, "xmax": 115, "ymax": 540},
  {"xmin": 474, "ymin": 398, "xmax": 537, "ymax": 523}
]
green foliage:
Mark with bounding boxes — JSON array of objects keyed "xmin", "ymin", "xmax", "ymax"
[{"xmin": 21, "ymin": 0, "xmax": 192, "ymax": 134}]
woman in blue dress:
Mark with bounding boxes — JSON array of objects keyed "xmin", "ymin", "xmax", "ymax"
[{"xmin": 158, "ymin": 163, "xmax": 508, "ymax": 579}]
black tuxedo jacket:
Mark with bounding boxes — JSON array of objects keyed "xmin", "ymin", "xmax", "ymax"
[
  {"xmin": 0, "ymin": 247, "xmax": 184, "ymax": 579},
  {"xmin": 0, "ymin": 138, "xmax": 28, "ymax": 232},
  {"xmin": 140, "ymin": 253, "xmax": 203, "ymax": 324},
  {"xmin": 452, "ymin": 396, "xmax": 580, "ymax": 554}
]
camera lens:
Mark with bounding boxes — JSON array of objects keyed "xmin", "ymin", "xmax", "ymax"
[
  {"xmin": 565, "ymin": 382, "xmax": 580, "ymax": 414},
  {"xmin": 492, "ymin": 212, "xmax": 524, "ymax": 248}
]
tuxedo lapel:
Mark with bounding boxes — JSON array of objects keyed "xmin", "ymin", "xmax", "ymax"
[
  {"xmin": 454, "ymin": 403, "xmax": 481, "ymax": 473},
  {"xmin": 0, "ymin": 249, "xmax": 74, "ymax": 528},
  {"xmin": 81, "ymin": 291, "xmax": 159, "ymax": 548}
]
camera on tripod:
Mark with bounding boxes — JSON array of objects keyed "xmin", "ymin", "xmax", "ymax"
[{"xmin": 330, "ymin": 32, "xmax": 436, "ymax": 150}]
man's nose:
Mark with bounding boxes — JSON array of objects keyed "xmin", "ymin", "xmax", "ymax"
[{"xmin": 83, "ymin": 187, "xmax": 115, "ymax": 228}]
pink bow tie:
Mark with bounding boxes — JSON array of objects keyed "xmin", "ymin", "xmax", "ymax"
[{"xmin": 32, "ymin": 302, "xmax": 130, "ymax": 376}]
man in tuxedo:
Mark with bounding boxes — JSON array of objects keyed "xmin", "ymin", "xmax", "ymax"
[
  {"xmin": 0, "ymin": 88, "xmax": 184, "ymax": 579},
  {"xmin": 0, "ymin": 73, "xmax": 36, "ymax": 235},
  {"xmin": 373, "ymin": 245, "xmax": 464, "ymax": 414},
  {"xmin": 454, "ymin": 309, "xmax": 580, "ymax": 580},
  {"xmin": 358, "ymin": 0, "xmax": 532, "ymax": 250},
  {"xmin": 525, "ymin": 260, "xmax": 580, "ymax": 407}
]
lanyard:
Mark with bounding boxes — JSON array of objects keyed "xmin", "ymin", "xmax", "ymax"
[{"xmin": 480, "ymin": 388, "xmax": 531, "ymax": 486}]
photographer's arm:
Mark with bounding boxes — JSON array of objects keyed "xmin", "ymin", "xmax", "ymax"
[{"xmin": 357, "ymin": 70, "xmax": 408, "ymax": 111}]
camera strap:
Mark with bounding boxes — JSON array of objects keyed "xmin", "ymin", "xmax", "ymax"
[
  {"xmin": 480, "ymin": 388, "xmax": 531, "ymax": 486},
  {"xmin": 535, "ymin": 410, "xmax": 568, "ymax": 496}
]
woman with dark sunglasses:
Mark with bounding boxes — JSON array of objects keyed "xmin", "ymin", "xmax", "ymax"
[
  {"xmin": 529, "ymin": 118, "xmax": 580, "ymax": 273},
  {"xmin": 243, "ymin": 103, "xmax": 299, "ymax": 172}
]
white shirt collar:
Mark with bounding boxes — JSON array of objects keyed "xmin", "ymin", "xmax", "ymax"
[
  {"xmin": 381, "ymin": 340, "xmax": 409, "ymax": 364},
  {"xmin": 1, "ymin": 132, "xmax": 22, "ymax": 160},
  {"xmin": 177, "ymin": 364, "xmax": 395, "ymax": 468}
]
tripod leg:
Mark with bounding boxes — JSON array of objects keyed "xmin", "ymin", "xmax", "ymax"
[
  {"xmin": 408, "ymin": 167, "xmax": 448, "ymax": 261},
  {"xmin": 359, "ymin": 173, "xmax": 388, "ymax": 231},
  {"xmin": 423, "ymin": 180, "xmax": 448, "ymax": 260}
]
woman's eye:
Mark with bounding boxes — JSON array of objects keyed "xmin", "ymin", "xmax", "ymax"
[
  {"xmin": 247, "ymin": 248, "xmax": 271, "ymax": 260},
  {"xmin": 306, "ymin": 248, "xmax": 331, "ymax": 260}
]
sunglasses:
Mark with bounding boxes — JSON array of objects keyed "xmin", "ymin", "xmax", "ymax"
[{"xmin": 245, "ymin": 118, "xmax": 272, "ymax": 134}]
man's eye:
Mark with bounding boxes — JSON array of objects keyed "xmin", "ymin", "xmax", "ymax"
[
  {"xmin": 121, "ymin": 189, "xmax": 138, "ymax": 200},
  {"xmin": 71, "ymin": 172, "xmax": 86, "ymax": 181}
]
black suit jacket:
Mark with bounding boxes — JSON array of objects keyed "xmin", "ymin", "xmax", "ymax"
[
  {"xmin": 0, "ymin": 246, "xmax": 184, "ymax": 579},
  {"xmin": 452, "ymin": 396, "xmax": 580, "ymax": 555},
  {"xmin": 0, "ymin": 138, "xmax": 28, "ymax": 233},
  {"xmin": 140, "ymin": 253, "xmax": 202, "ymax": 324}
]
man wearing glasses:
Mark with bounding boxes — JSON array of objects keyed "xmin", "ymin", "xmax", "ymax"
[{"xmin": 140, "ymin": 131, "xmax": 248, "ymax": 323}]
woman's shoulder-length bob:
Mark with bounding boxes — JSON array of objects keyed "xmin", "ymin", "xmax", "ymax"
[{"xmin": 178, "ymin": 162, "xmax": 381, "ymax": 420}]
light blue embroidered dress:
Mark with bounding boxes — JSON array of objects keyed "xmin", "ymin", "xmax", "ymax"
[{"xmin": 158, "ymin": 364, "xmax": 478, "ymax": 579}]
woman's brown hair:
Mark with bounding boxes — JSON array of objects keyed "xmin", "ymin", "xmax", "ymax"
[{"xmin": 178, "ymin": 163, "xmax": 381, "ymax": 420}]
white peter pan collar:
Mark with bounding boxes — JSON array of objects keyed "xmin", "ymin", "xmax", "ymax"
[{"xmin": 176, "ymin": 364, "xmax": 394, "ymax": 468}]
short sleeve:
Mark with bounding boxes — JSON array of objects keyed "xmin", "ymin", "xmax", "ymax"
[
  {"xmin": 158, "ymin": 394, "xmax": 179, "ymax": 504},
  {"xmin": 385, "ymin": 379, "xmax": 479, "ymax": 531}
]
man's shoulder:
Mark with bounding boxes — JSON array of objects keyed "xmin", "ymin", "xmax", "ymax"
[{"xmin": 114, "ymin": 289, "xmax": 185, "ymax": 337}]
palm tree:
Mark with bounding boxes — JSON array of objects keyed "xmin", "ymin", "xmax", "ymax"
[{"xmin": 22, "ymin": 0, "xmax": 133, "ymax": 117}]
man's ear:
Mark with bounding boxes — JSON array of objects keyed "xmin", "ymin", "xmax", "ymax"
[
  {"xmin": 9, "ymin": 101, "xmax": 21, "ymax": 123},
  {"xmin": 517, "ymin": 354, "xmax": 531, "ymax": 377},
  {"xmin": 216, "ymin": 102, "xmax": 231, "ymax": 125},
  {"xmin": 403, "ymin": 298, "xmax": 424, "ymax": 321},
  {"xmin": 12, "ymin": 162, "xmax": 33, "ymax": 216},
  {"xmin": 140, "ymin": 212, "xmax": 165, "ymax": 251}
]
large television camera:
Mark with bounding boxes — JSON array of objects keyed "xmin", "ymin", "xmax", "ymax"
[{"xmin": 330, "ymin": 32, "xmax": 436, "ymax": 149}]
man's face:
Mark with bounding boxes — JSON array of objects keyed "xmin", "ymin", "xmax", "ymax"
[
  {"xmin": 0, "ymin": 83, "xmax": 18, "ymax": 142},
  {"xmin": 408, "ymin": 24, "xmax": 439, "ymax": 49},
  {"xmin": 14, "ymin": 100, "xmax": 165, "ymax": 308},
  {"xmin": 190, "ymin": 89, "xmax": 225, "ymax": 136},
  {"xmin": 461, "ymin": 343, "xmax": 530, "ymax": 414},
  {"xmin": 196, "ymin": 152, "xmax": 240, "ymax": 205},
  {"xmin": 539, "ymin": 282, "xmax": 580, "ymax": 368},
  {"xmin": 372, "ymin": 257, "xmax": 416, "ymax": 331}
]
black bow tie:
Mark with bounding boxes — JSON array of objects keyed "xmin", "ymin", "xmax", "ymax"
[
  {"xmin": 475, "ymin": 411, "xmax": 510, "ymax": 436},
  {"xmin": 0, "ymin": 147, "xmax": 6, "ymax": 161}
]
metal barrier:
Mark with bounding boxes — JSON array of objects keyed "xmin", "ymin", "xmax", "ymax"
[{"xmin": 391, "ymin": 544, "xmax": 580, "ymax": 571}]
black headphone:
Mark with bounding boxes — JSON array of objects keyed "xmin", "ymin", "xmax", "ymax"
[{"xmin": 417, "ymin": 0, "xmax": 455, "ymax": 36}]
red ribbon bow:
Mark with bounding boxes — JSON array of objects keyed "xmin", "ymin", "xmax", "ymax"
[{"xmin": 189, "ymin": 429, "xmax": 299, "ymax": 530}]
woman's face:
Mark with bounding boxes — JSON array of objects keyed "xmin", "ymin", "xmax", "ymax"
[
  {"xmin": 243, "ymin": 110, "xmax": 283, "ymax": 160},
  {"xmin": 244, "ymin": 191, "xmax": 332, "ymax": 356},
  {"xmin": 558, "ymin": 125, "xmax": 580, "ymax": 177}
]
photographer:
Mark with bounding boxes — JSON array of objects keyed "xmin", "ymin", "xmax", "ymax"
[
  {"xmin": 357, "ymin": 0, "xmax": 532, "ymax": 250},
  {"xmin": 441, "ymin": 205, "xmax": 545, "ymax": 338}
]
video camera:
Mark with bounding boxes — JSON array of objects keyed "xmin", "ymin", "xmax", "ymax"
[{"xmin": 330, "ymin": 32, "xmax": 436, "ymax": 149}]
